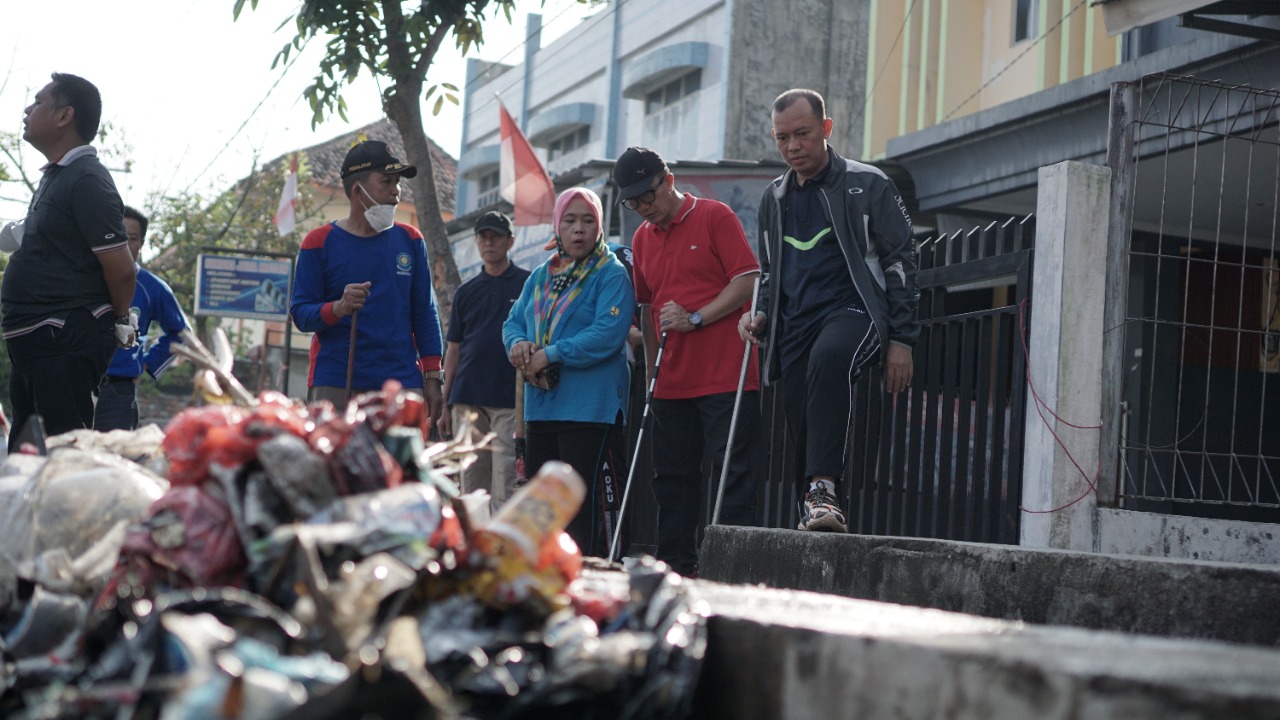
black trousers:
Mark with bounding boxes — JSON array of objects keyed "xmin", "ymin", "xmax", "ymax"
[
  {"xmin": 779, "ymin": 306, "xmax": 881, "ymax": 487},
  {"xmin": 7, "ymin": 308, "xmax": 117, "ymax": 452},
  {"xmin": 649, "ymin": 391, "xmax": 761, "ymax": 574},
  {"xmin": 525, "ymin": 419, "xmax": 627, "ymax": 559}
]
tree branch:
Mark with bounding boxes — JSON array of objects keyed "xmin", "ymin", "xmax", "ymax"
[{"xmin": 416, "ymin": 21, "xmax": 453, "ymax": 80}]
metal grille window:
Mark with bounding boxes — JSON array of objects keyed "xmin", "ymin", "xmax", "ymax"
[
  {"xmin": 548, "ymin": 126, "xmax": 590, "ymax": 161},
  {"xmin": 476, "ymin": 169, "xmax": 500, "ymax": 208},
  {"xmin": 1104, "ymin": 74, "xmax": 1280, "ymax": 522},
  {"xmin": 642, "ymin": 71, "xmax": 701, "ymax": 160}
]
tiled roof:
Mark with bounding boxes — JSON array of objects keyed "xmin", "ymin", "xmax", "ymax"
[{"xmin": 272, "ymin": 117, "xmax": 457, "ymax": 214}]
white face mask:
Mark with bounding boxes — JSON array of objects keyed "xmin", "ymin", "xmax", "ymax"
[{"xmin": 358, "ymin": 184, "xmax": 396, "ymax": 233}]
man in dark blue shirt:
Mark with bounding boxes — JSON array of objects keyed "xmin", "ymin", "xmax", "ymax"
[
  {"xmin": 2, "ymin": 73, "xmax": 137, "ymax": 450},
  {"xmin": 742, "ymin": 88, "xmax": 919, "ymax": 533},
  {"xmin": 439, "ymin": 211, "xmax": 530, "ymax": 505}
]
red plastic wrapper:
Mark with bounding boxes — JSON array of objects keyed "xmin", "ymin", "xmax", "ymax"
[
  {"xmin": 162, "ymin": 405, "xmax": 250, "ymax": 486},
  {"xmin": 567, "ymin": 580, "xmax": 630, "ymax": 626},
  {"xmin": 106, "ymin": 485, "xmax": 247, "ymax": 600},
  {"xmin": 243, "ymin": 391, "xmax": 312, "ymax": 439},
  {"xmin": 163, "ymin": 396, "xmax": 316, "ymax": 488},
  {"xmin": 351, "ymin": 379, "xmax": 431, "ymax": 441}
]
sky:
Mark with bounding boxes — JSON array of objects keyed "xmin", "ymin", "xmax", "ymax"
[{"xmin": 0, "ymin": 0, "xmax": 599, "ymax": 221}]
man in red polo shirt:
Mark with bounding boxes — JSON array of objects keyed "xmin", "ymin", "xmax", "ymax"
[{"xmin": 615, "ymin": 146, "xmax": 761, "ymax": 576}]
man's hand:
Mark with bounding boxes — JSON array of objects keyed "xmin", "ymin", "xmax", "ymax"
[
  {"xmin": 883, "ymin": 343, "xmax": 913, "ymax": 394},
  {"xmin": 114, "ymin": 320, "xmax": 137, "ymax": 349},
  {"xmin": 658, "ymin": 301, "xmax": 697, "ymax": 333},
  {"xmin": 738, "ymin": 311, "xmax": 766, "ymax": 344},
  {"xmin": 423, "ymin": 376, "xmax": 445, "ymax": 431},
  {"xmin": 334, "ymin": 282, "xmax": 372, "ymax": 318},
  {"xmin": 437, "ymin": 405, "xmax": 453, "ymax": 438}
]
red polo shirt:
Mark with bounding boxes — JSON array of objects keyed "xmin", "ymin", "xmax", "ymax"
[{"xmin": 632, "ymin": 193, "xmax": 760, "ymax": 399}]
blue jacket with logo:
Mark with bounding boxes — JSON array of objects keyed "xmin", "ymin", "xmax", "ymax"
[
  {"xmin": 106, "ymin": 266, "xmax": 188, "ymax": 379},
  {"xmin": 502, "ymin": 249, "xmax": 634, "ymax": 425},
  {"xmin": 290, "ymin": 221, "xmax": 443, "ymax": 390}
]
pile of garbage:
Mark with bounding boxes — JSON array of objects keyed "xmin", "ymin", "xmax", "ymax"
[{"xmin": 0, "ymin": 381, "xmax": 706, "ymax": 719}]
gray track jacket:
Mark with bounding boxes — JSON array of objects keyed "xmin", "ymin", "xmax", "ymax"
[{"xmin": 756, "ymin": 148, "xmax": 920, "ymax": 383}]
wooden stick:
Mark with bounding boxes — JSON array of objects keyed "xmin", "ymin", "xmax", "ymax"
[{"xmin": 345, "ymin": 310, "xmax": 360, "ymax": 403}]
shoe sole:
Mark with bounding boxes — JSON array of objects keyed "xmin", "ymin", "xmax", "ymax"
[{"xmin": 798, "ymin": 515, "xmax": 848, "ymax": 533}]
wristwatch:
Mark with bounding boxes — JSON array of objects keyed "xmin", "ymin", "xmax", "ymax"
[
  {"xmin": 115, "ymin": 315, "xmax": 132, "ymax": 326},
  {"xmin": 423, "ymin": 370, "xmax": 443, "ymax": 381},
  {"xmin": 688, "ymin": 311, "xmax": 703, "ymax": 329}
]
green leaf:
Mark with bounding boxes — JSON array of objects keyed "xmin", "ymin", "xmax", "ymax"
[
  {"xmin": 441, "ymin": 82, "xmax": 458, "ymax": 92},
  {"xmin": 432, "ymin": 95, "xmax": 444, "ymax": 116}
]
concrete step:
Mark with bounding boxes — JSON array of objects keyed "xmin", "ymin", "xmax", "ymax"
[
  {"xmin": 699, "ymin": 526, "xmax": 1280, "ymax": 647},
  {"xmin": 687, "ymin": 579, "xmax": 1280, "ymax": 720}
]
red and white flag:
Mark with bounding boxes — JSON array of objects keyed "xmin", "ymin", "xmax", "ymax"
[
  {"xmin": 273, "ymin": 154, "xmax": 298, "ymax": 237},
  {"xmin": 498, "ymin": 101, "xmax": 555, "ymax": 227}
]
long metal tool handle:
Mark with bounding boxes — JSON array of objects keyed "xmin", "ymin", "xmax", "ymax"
[
  {"xmin": 345, "ymin": 309, "xmax": 360, "ymax": 403},
  {"xmin": 711, "ymin": 276, "xmax": 762, "ymax": 526},
  {"xmin": 608, "ymin": 331, "xmax": 669, "ymax": 564}
]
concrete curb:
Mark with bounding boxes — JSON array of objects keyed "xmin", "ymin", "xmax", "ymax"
[
  {"xmin": 699, "ymin": 526, "xmax": 1280, "ymax": 646},
  {"xmin": 689, "ymin": 581, "xmax": 1280, "ymax": 720}
]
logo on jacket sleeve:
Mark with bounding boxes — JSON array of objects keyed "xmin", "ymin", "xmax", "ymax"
[{"xmin": 396, "ymin": 252, "xmax": 412, "ymax": 276}]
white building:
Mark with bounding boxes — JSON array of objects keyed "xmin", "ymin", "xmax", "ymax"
[{"xmin": 448, "ymin": 0, "xmax": 873, "ymax": 277}]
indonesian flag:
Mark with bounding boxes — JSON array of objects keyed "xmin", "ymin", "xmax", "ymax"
[
  {"xmin": 499, "ymin": 102, "xmax": 555, "ymax": 227},
  {"xmin": 273, "ymin": 154, "xmax": 298, "ymax": 236}
]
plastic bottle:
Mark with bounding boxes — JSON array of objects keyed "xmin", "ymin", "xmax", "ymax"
[
  {"xmin": 466, "ymin": 461, "xmax": 586, "ymax": 611},
  {"xmin": 480, "ymin": 460, "xmax": 585, "ymax": 562}
]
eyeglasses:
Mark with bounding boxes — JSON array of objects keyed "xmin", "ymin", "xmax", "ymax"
[{"xmin": 622, "ymin": 176, "xmax": 665, "ymax": 210}]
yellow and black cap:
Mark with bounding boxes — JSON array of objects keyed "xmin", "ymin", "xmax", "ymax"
[{"xmin": 341, "ymin": 140, "xmax": 417, "ymax": 179}]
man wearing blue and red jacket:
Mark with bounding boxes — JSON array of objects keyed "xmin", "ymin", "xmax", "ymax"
[
  {"xmin": 94, "ymin": 205, "xmax": 189, "ymax": 431},
  {"xmin": 289, "ymin": 140, "xmax": 444, "ymax": 426}
]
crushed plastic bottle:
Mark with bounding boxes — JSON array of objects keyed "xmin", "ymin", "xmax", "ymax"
[{"xmin": 465, "ymin": 461, "xmax": 586, "ymax": 613}]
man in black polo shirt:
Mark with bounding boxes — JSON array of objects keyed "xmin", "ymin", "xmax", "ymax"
[
  {"xmin": 439, "ymin": 211, "xmax": 531, "ymax": 506},
  {"xmin": 2, "ymin": 73, "xmax": 137, "ymax": 450}
]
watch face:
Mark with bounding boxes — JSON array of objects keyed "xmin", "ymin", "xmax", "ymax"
[{"xmin": 690, "ymin": 311, "xmax": 702, "ymax": 327}]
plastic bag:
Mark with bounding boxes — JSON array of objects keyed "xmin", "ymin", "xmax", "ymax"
[{"xmin": 113, "ymin": 485, "xmax": 247, "ymax": 593}]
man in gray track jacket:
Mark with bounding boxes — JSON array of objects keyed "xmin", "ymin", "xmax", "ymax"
[{"xmin": 739, "ymin": 88, "xmax": 919, "ymax": 532}]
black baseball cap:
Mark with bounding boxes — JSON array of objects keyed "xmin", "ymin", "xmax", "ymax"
[
  {"xmin": 613, "ymin": 146, "xmax": 668, "ymax": 202},
  {"xmin": 341, "ymin": 140, "xmax": 417, "ymax": 179},
  {"xmin": 474, "ymin": 210, "xmax": 513, "ymax": 236}
]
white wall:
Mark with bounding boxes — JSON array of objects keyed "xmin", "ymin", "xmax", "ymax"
[{"xmin": 457, "ymin": 0, "xmax": 733, "ymax": 214}]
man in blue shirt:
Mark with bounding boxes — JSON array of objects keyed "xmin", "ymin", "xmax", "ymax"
[
  {"xmin": 94, "ymin": 205, "xmax": 189, "ymax": 431},
  {"xmin": 290, "ymin": 141, "xmax": 444, "ymax": 425},
  {"xmin": 439, "ymin": 211, "xmax": 530, "ymax": 506}
]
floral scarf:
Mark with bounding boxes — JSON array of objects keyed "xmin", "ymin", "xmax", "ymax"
[{"xmin": 532, "ymin": 239, "xmax": 612, "ymax": 347}]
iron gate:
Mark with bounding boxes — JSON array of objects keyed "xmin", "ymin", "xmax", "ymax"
[{"xmin": 1103, "ymin": 74, "xmax": 1280, "ymax": 523}]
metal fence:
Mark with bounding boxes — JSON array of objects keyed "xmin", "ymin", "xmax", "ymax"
[
  {"xmin": 757, "ymin": 216, "xmax": 1035, "ymax": 544},
  {"xmin": 1105, "ymin": 74, "xmax": 1280, "ymax": 521}
]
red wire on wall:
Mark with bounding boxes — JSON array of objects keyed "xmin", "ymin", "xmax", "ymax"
[{"xmin": 1016, "ymin": 297, "xmax": 1104, "ymax": 514}]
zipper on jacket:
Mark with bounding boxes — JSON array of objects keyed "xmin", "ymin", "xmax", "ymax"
[{"xmin": 818, "ymin": 187, "xmax": 875, "ymax": 324}]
